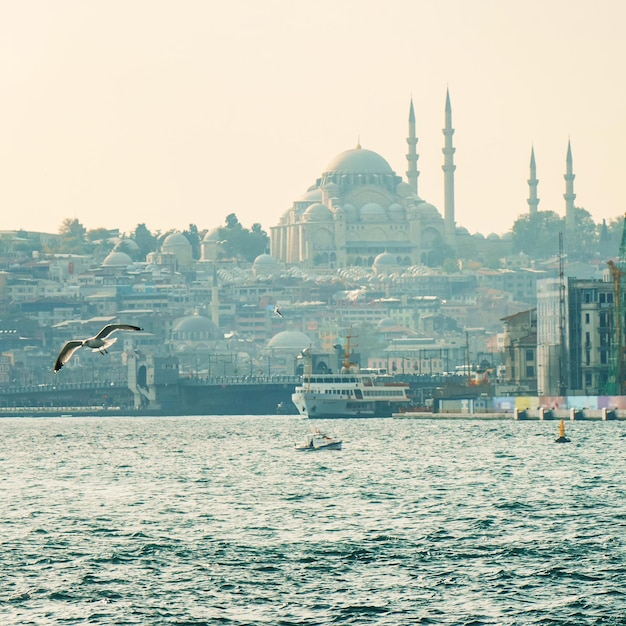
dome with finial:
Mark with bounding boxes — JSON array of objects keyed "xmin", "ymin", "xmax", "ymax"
[
  {"xmin": 323, "ymin": 145, "xmax": 394, "ymax": 175},
  {"xmin": 267, "ymin": 330, "xmax": 312, "ymax": 350},
  {"xmin": 303, "ymin": 203, "xmax": 333, "ymax": 222},
  {"xmin": 162, "ymin": 232, "xmax": 193, "ymax": 266},
  {"xmin": 102, "ymin": 250, "xmax": 133, "ymax": 267},
  {"xmin": 172, "ymin": 312, "xmax": 219, "ymax": 340},
  {"xmin": 252, "ymin": 254, "xmax": 279, "ymax": 277}
]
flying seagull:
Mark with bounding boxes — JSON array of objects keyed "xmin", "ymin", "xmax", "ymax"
[
  {"xmin": 54, "ymin": 324, "xmax": 142, "ymax": 373},
  {"xmin": 274, "ymin": 305, "xmax": 283, "ymax": 318}
]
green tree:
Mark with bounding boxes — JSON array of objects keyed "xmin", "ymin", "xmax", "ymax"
[
  {"xmin": 442, "ymin": 258, "xmax": 459, "ymax": 273},
  {"xmin": 566, "ymin": 207, "xmax": 599, "ymax": 261},
  {"xmin": 511, "ymin": 211, "xmax": 564, "ymax": 259},
  {"xmin": 131, "ymin": 223, "xmax": 158, "ymax": 260},
  {"xmin": 601, "ymin": 216, "xmax": 625, "ymax": 259},
  {"xmin": 182, "ymin": 223, "xmax": 202, "ymax": 260},
  {"xmin": 215, "ymin": 214, "xmax": 269, "ymax": 262},
  {"xmin": 58, "ymin": 218, "xmax": 88, "ymax": 254}
]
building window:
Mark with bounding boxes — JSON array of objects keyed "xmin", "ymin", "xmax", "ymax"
[
  {"xmin": 585, "ymin": 372, "xmax": 593, "ymax": 387},
  {"xmin": 525, "ymin": 349, "xmax": 534, "ymax": 362},
  {"xmin": 526, "ymin": 365, "xmax": 535, "ymax": 378},
  {"xmin": 585, "ymin": 313, "xmax": 590, "ymax": 324}
]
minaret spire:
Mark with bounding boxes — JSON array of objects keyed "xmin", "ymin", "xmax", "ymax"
[
  {"xmin": 442, "ymin": 88, "xmax": 456, "ymax": 242},
  {"xmin": 406, "ymin": 97, "xmax": 419, "ymax": 195},
  {"xmin": 527, "ymin": 146, "xmax": 539, "ymax": 216},
  {"xmin": 564, "ymin": 139, "xmax": 576, "ymax": 234}
]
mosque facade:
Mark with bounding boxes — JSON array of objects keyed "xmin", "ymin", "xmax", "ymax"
[{"xmin": 269, "ymin": 93, "xmax": 458, "ymax": 269}]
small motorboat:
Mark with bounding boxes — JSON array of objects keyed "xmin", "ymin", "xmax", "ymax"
[{"xmin": 294, "ymin": 430, "xmax": 342, "ymax": 451}]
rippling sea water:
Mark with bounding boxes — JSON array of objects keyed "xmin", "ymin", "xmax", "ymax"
[{"xmin": 2, "ymin": 416, "xmax": 626, "ymax": 625}]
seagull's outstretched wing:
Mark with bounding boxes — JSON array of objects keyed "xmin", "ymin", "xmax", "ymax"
[
  {"xmin": 274, "ymin": 306, "xmax": 283, "ymax": 318},
  {"xmin": 54, "ymin": 341, "xmax": 84, "ymax": 373},
  {"xmin": 94, "ymin": 324, "xmax": 142, "ymax": 340}
]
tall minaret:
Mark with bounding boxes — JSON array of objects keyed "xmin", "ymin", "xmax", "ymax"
[
  {"xmin": 564, "ymin": 140, "xmax": 576, "ymax": 234},
  {"xmin": 406, "ymin": 98, "xmax": 419, "ymax": 195},
  {"xmin": 442, "ymin": 88, "xmax": 456, "ymax": 241},
  {"xmin": 527, "ymin": 146, "xmax": 539, "ymax": 216}
]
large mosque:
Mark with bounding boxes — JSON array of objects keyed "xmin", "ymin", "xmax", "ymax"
[{"xmin": 269, "ymin": 91, "xmax": 458, "ymax": 269}]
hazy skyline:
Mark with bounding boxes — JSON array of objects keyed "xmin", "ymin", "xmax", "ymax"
[{"xmin": 1, "ymin": 0, "xmax": 624, "ymax": 237}]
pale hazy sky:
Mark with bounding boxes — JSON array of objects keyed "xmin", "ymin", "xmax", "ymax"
[{"xmin": 1, "ymin": 0, "xmax": 624, "ymax": 237}]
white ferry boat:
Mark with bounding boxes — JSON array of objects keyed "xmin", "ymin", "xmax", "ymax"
[{"xmin": 291, "ymin": 337, "xmax": 411, "ymax": 418}]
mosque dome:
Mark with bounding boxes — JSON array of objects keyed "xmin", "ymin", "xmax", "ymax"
[
  {"xmin": 487, "ymin": 233, "xmax": 502, "ymax": 240},
  {"xmin": 377, "ymin": 317, "xmax": 397, "ymax": 329},
  {"xmin": 360, "ymin": 202, "xmax": 386, "ymax": 222},
  {"xmin": 163, "ymin": 232, "xmax": 191, "ymax": 250},
  {"xmin": 323, "ymin": 147, "xmax": 394, "ymax": 175},
  {"xmin": 203, "ymin": 227, "xmax": 222, "ymax": 242},
  {"xmin": 415, "ymin": 201, "xmax": 439, "ymax": 217},
  {"xmin": 323, "ymin": 181, "xmax": 339, "ymax": 196},
  {"xmin": 388, "ymin": 203, "xmax": 405, "ymax": 220},
  {"xmin": 162, "ymin": 232, "xmax": 193, "ymax": 266},
  {"xmin": 373, "ymin": 252, "xmax": 398, "ymax": 268},
  {"xmin": 113, "ymin": 239, "xmax": 140, "ymax": 257},
  {"xmin": 172, "ymin": 312, "xmax": 219, "ymax": 341},
  {"xmin": 297, "ymin": 187, "xmax": 323, "ymax": 203},
  {"xmin": 267, "ymin": 330, "xmax": 312, "ymax": 350},
  {"xmin": 102, "ymin": 251, "xmax": 133, "ymax": 267},
  {"xmin": 252, "ymin": 254, "xmax": 279, "ymax": 277},
  {"xmin": 342, "ymin": 204, "xmax": 358, "ymax": 221},
  {"xmin": 303, "ymin": 202, "xmax": 333, "ymax": 222},
  {"xmin": 396, "ymin": 182, "xmax": 415, "ymax": 198}
]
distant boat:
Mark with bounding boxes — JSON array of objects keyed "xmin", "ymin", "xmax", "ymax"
[
  {"xmin": 291, "ymin": 333, "xmax": 410, "ymax": 418},
  {"xmin": 294, "ymin": 430, "xmax": 342, "ymax": 452}
]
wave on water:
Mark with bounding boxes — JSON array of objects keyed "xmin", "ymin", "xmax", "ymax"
[{"xmin": 1, "ymin": 416, "xmax": 626, "ymax": 625}]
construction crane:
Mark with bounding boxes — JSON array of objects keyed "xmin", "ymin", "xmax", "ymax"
[
  {"xmin": 608, "ymin": 258, "xmax": 626, "ymax": 395},
  {"xmin": 605, "ymin": 214, "xmax": 626, "ymax": 394}
]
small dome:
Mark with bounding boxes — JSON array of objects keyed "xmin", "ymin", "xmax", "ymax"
[
  {"xmin": 102, "ymin": 251, "xmax": 133, "ymax": 267},
  {"xmin": 162, "ymin": 232, "xmax": 193, "ymax": 266},
  {"xmin": 373, "ymin": 252, "xmax": 397, "ymax": 267},
  {"xmin": 253, "ymin": 253, "xmax": 278, "ymax": 267},
  {"xmin": 267, "ymin": 330, "xmax": 312, "ymax": 350},
  {"xmin": 416, "ymin": 201, "xmax": 439, "ymax": 217},
  {"xmin": 377, "ymin": 317, "xmax": 397, "ymax": 329},
  {"xmin": 304, "ymin": 202, "xmax": 333, "ymax": 222},
  {"xmin": 388, "ymin": 203, "xmax": 405, "ymax": 220},
  {"xmin": 203, "ymin": 227, "xmax": 222, "ymax": 242},
  {"xmin": 172, "ymin": 313, "xmax": 219, "ymax": 340},
  {"xmin": 323, "ymin": 147, "xmax": 394, "ymax": 175},
  {"xmin": 396, "ymin": 182, "xmax": 415, "ymax": 198},
  {"xmin": 297, "ymin": 187, "xmax": 323, "ymax": 203},
  {"xmin": 163, "ymin": 232, "xmax": 191, "ymax": 248},
  {"xmin": 252, "ymin": 254, "xmax": 279, "ymax": 275},
  {"xmin": 342, "ymin": 204, "xmax": 358, "ymax": 220},
  {"xmin": 323, "ymin": 181, "xmax": 339, "ymax": 194},
  {"xmin": 114, "ymin": 239, "xmax": 140, "ymax": 254},
  {"xmin": 360, "ymin": 202, "xmax": 386, "ymax": 221}
]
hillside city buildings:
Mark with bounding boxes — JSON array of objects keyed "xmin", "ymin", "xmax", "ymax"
[{"xmin": 0, "ymin": 94, "xmax": 622, "ymax": 400}]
